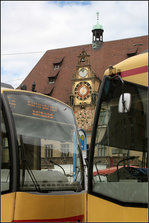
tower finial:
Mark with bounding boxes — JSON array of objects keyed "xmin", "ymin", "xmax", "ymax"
[{"xmin": 96, "ymin": 12, "xmax": 99, "ymax": 24}]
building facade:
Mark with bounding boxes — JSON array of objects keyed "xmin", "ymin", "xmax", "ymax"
[{"xmin": 18, "ymin": 18, "xmax": 148, "ymax": 151}]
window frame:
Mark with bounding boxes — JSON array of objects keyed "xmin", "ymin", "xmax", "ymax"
[{"xmin": 88, "ymin": 76, "xmax": 148, "ymax": 207}]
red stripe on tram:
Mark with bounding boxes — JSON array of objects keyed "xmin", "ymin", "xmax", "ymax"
[
  {"xmin": 13, "ymin": 214, "xmax": 84, "ymax": 222},
  {"xmin": 120, "ymin": 65, "xmax": 148, "ymax": 78}
]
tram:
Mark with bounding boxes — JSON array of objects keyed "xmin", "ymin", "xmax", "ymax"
[
  {"xmin": 1, "ymin": 88, "xmax": 85, "ymax": 222},
  {"xmin": 87, "ymin": 52, "xmax": 148, "ymax": 222}
]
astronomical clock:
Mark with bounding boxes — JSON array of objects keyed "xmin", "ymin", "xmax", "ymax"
[
  {"xmin": 70, "ymin": 49, "xmax": 100, "ymax": 135},
  {"xmin": 74, "ymin": 81, "xmax": 92, "ymax": 101}
]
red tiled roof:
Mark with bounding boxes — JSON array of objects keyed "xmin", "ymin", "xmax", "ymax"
[
  {"xmin": 127, "ymin": 46, "xmax": 138, "ymax": 56},
  {"xmin": 48, "ymin": 70, "xmax": 60, "ymax": 78},
  {"xmin": 53, "ymin": 57, "xmax": 64, "ymax": 64},
  {"xmin": 18, "ymin": 35, "xmax": 148, "ymax": 104},
  {"xmin": 42, "ymin": 84, "xmax": 55, "ymax": 95}
]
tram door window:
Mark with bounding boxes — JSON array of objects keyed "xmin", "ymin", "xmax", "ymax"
[{"xmin": 1, "ymin": 111, "xmax": 11, "ymax": 192}]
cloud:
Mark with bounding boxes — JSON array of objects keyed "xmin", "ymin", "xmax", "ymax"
[{"xmin": 1, "ymin": 1, "xmax": 148, "ymax": 88}]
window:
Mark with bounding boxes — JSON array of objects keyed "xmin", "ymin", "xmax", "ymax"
[
  {"xmin": 61, "ymin": 144, "xmax": 69, "ymax": 157},
  {"xmin": 45, "ymin": 144, "xmax": 53, "ymax": 158},
  {"xmin": 53, "ymin": 63, "xmax": 60, "ymax": 70},
  {"xmin": 53, "ymin": 57, "xmax": 64, "ymax": 70},
  {"xmin": 98, "ymin": 145, "xmax": 106, "ymax": 157},
  {"xmin": 48, "ymin": 71, "xmax": 59, "ymax": 84},
  {"xmin": 1, "ymin": 111, "xmax": 10, "ymax": 192},
  {"xmin": 4, "ymin": 91, "xmax": 84, "ymax": 192},
  {"xmin": 92, "ymin": 77, "xmax": 148, "ymax": 205},
  {"xmin": 48, "ymin": 77, "xmax": 56, "ymax": 84},
  {"xmin": 127, "ymin": 47, "xmax": 138, "ymax": 58}
]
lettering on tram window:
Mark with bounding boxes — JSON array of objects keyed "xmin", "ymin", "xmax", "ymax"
[
  {"xmin": 7, "ymin": 95, "xmax": 17, "ymax": 109},
  {"xmin": 29, "ymin": 101, "xmax": 57, "ymax": 120},
  {"xmin": 7, "ymin": 94, "xmax": 58, "ymax": 120},
  {"xmin": 32, "ymin": 110, "xmax": 54, "ymax": 119},
  {"xmin": 27, "ymin": 100, "xmax": 57, "ymax": 112}
]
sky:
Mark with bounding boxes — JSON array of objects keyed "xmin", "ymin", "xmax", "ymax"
[{"xmin": 1, "ymin": 1, "xmax": 148, "ymax": 89}]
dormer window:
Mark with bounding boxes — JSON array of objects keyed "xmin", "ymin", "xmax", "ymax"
[
  {"xmin": 53, "ymin": 57, "xmax": 64, "ymax": 70},
  {"xmin": 48, "ymin": 77, "xmax": 56, "ymax": 84},
  {"xmin": 54, "ymin": 63, "xmax": 60, "ymax": 70},
  {"xmin": 48, "ymin": 71, "xmax": 59, "ymax": 84},
  {"xmin": 127, "ymin": 46, "xmax": 138, "ymax": 58}
]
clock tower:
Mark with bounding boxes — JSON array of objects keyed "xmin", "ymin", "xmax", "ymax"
[
  {"xmin": 92, "ymin": 12, "xmax": 104, "ymax": 49},
  {"xmin": 70, "ymin": 49, "xmax": 101, "ymax": 145}
]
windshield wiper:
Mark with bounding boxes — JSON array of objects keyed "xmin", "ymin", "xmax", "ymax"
[
  {"xmin": 20, "ymin": 135, "xmax": 41, "ymax": 192},
  {"xmin": 50, "ymin": 160, "xmax": 83, "ymax": 192},
  {"xmin": 49, "ymin": 160, "xmax": 73, "ymax": 177},
  {"xmin": 116, "ymin": 156, "xmax": 135, "ymax": 181}
]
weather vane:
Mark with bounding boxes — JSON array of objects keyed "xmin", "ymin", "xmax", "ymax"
[{"xmin": 96, "ymin": 12, "xmax": 99, "ymax": 24}]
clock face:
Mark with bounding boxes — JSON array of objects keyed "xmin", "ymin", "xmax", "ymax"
[
  {"xmin": 79, "ymin": 67, "xmax": 88, "ymax": 77},
  {"xmin": 74, "ymin": 82, "xmax": 92, "ymax": 100}
]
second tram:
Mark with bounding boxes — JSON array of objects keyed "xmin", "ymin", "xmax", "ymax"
[{"xmin": 87, "ymin": 52, "xmax": 148, "ymax": 222}]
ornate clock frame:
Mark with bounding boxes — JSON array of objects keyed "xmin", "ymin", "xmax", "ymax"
[{"xmin": 71, "ymin": 49, "xmax": 101, "ymax": 135}]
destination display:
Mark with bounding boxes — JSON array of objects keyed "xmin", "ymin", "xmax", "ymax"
[
  {"xmin": 5, "ymin": 92, "xmax": 75, "ymax": 142},
  {"xmin": 7, "ymin": 94, "xmax": 59, "ymax": 121}
]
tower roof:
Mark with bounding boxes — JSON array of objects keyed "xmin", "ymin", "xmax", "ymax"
[
  {"xmin": 92, "ymin": 23, "xmax": 103, "ymax": 31},
  {"xmin": 92, "ymin": 12, "xmax": 104, "ymax": 31}
]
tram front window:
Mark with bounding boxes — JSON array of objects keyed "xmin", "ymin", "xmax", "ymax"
[
  {"xmin": 5, "ymin": 92, "xmax": 84, "ymax": 192},
  {"xmin": 92, "ymin": 77, "xmax": 148, "ymax": 204}
]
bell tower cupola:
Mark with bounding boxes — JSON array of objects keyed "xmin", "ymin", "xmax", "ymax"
[{"xmin": 92, "ymin": 12, "xmax": 104, "ymax": 49}]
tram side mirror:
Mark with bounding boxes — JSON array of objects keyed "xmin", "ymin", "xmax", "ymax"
[{"xmin": 118, "ymin": 93, "xmax": 131, "ymax": 113}]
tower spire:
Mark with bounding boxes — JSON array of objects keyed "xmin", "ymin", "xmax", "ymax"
[{"xmin": 97, "ymin": 11, "xmax": 99, "ymax": 24}]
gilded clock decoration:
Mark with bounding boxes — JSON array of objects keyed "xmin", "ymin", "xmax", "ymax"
[
  {"xmin": 74, "ymin": 82, "xmax": 92, "ymax": 100},
  {"xmin": 75, "ymin": 109, "xmax": 94, "ymax": 130}
]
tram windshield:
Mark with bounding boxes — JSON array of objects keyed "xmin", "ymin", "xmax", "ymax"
[
  {"xmin": 3, "ymin": 91, "xmax": 84, "ymax": 193},
  {"xmin": 92, "ymin": 76, "xmax": 148, "ymax": 204}
]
